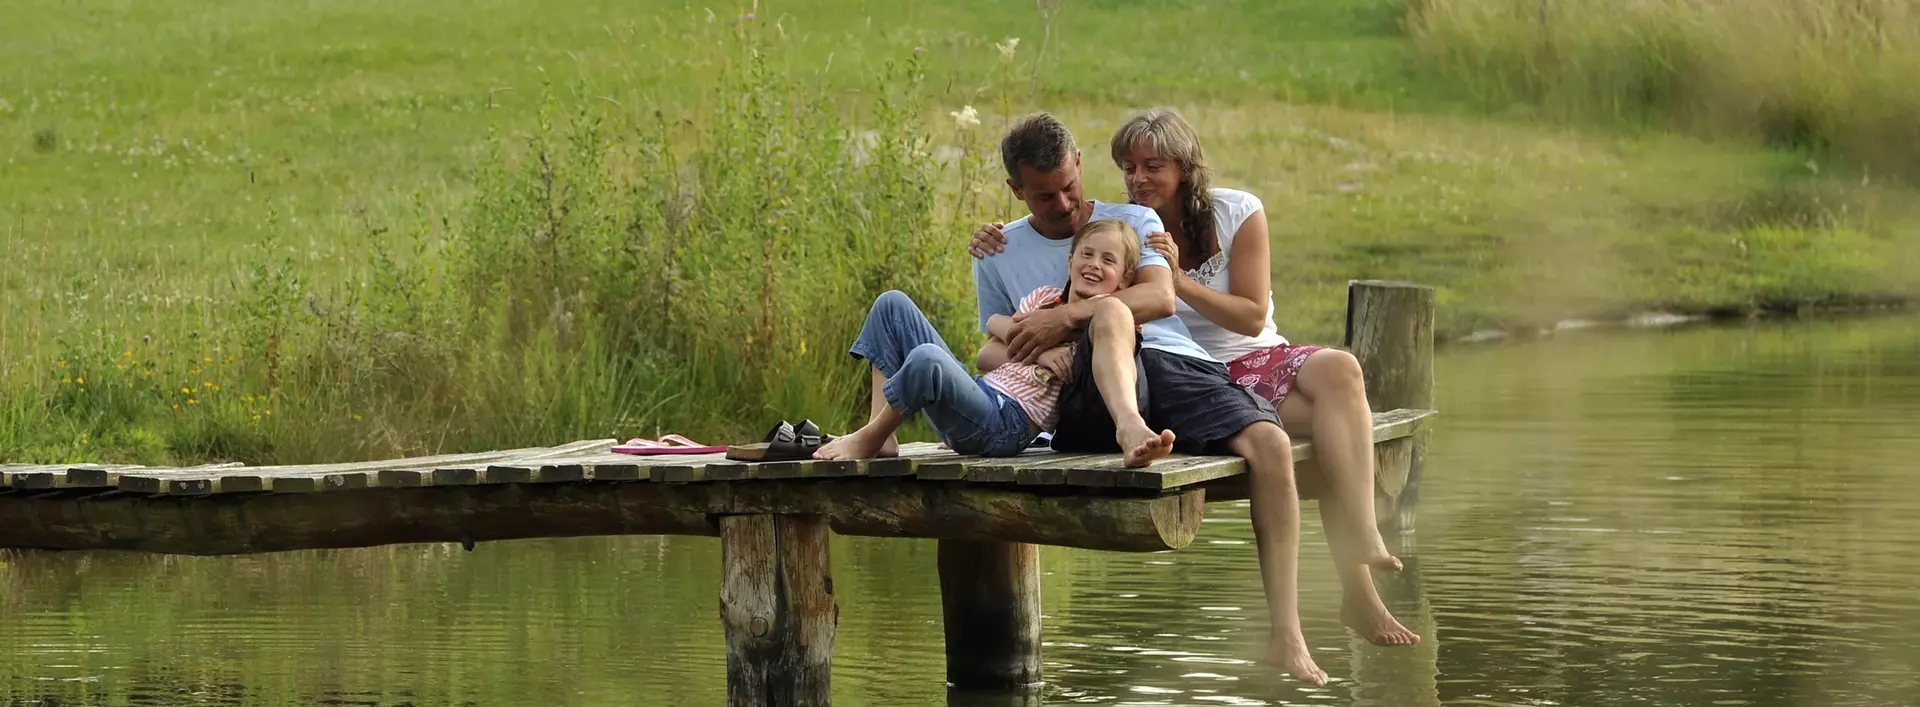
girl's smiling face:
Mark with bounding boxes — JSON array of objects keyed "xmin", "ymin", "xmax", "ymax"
[{"xmin": 1069, "ymin": 226, "xmax": 1133, "ymax": 300}]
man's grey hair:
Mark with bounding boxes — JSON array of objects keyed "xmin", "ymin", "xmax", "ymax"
[{"xmin": 1000, "ymin": 112, "xmax": 1077, "ymax": 186}]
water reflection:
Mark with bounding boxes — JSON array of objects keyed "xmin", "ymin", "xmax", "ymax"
[{"xmin": 5, "ymin": 315, "xmax": 1920, "ymax": 706}]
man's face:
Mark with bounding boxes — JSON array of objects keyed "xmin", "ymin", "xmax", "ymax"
[{"xmin": 1009, "ymin": 152, "xmax": 1085, "ymax": 238}]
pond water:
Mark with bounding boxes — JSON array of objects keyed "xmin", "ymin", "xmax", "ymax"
[{"xmin": 5, "ymin": 315, "xmax": 1920, "ymax": 706}]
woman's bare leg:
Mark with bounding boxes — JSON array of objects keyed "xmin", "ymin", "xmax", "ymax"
[{"xmin": 1280, "ymin": 348, "xmax": 1418, "ymax": 646}]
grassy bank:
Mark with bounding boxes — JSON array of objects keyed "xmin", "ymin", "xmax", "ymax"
[{"xmin": 3, "ymin": 0, "xmax": 1916, "ymax": 464}]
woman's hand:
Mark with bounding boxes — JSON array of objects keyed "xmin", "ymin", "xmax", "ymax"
[
  {"xmin": 969, "ymin": 222, "xmax": 1008, "ymax": 259},
  {"xmin": 1147, "ymin": 231, "xmax": 1180, "ymax": 269}
]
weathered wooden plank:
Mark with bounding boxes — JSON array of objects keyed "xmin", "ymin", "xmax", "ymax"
[
  {"xmin": 0, "ymin": 479, "xmax": 1204, "ymax": 555},
  {"xmin": 474, "ymin": 440, "xmax": 618, "ymax": 483},
  {"xmin": 721, "ymin": 514, "xmax": 835, "ymax": 706},
  {"xmin": 865, "ymin": 442, "xmax": 952, "ymax": 477},
  {"xmin": 115, "ymin": 464, "xmax": 255, "ymax": 496},
  {"xmin": 270, "ymin": 472, "xmax": 372, "ymax": 494}
]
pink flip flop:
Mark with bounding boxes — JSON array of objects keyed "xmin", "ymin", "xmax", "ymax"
[{"xmin": 611, "ymin": 434, "xmax": 726, "ymax": 455}]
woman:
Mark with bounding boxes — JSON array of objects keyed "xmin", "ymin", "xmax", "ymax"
[{"xmin": 968, "ymin": 108, "xmax": 1419, "ymax": 649}]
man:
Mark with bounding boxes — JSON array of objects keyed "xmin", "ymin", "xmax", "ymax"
[{"xmin": 972, "ymin": 112, "xmax": 1387, "ymax": 686}]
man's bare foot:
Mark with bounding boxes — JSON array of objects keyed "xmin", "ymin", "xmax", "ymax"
[
  {"xmin": 814, "ymin": 428, "xmax": 899, "ymax": 460},
  {"xmin": 1342, "ymin": 591, "xmax": 1420, "ymax": 647},
  {"xmin": 1264, "ymin": 634, "xmax": 1328, "ymax": 686},
  {"xmin": 1116, "ymin": 424, "xmax": 1175, "ymax": 468}
]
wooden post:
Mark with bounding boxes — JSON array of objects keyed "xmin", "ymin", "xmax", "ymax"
[
  {"xmin": 1344, "ymin": 280, "xmax": 1435, "ymax": 535},
  {"xmin": 1343, "ymin": 280, "xmax": 1440, "ymax": 703},
  {"xmin": 937, "ymin": 540, "xmax": 1043, "ymax": 692},
  {"xmin": 720, "ymin": 514, "xmax": 837, "ymax": 707}
]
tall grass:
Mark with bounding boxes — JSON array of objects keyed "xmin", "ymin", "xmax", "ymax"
[
  {"xmin": 0, "ymin": 16, "xmax": 998, "ymax": 463},
  {"xmin": 1408, "ymin": 0, "xmax": 1920, "ymax": 174}
]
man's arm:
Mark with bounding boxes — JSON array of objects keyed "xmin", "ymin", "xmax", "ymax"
[{"xmin": 1004, "ymin": 266, "xmax": 1174, "ymax": 363}]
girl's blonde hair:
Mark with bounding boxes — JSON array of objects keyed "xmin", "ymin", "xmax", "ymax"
[
  {"xmin": 1110, "ymin": 108, "xmax": 1217, "ymax": 264},
  {"xmin": 1069, "ymin": 219, "xmax": 1142, "ymax": 284}
]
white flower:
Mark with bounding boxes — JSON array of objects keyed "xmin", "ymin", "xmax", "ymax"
[
  {"xmin": 996, "ymin": 37, "xmax": 1020, "ymax": 60},
  {"xmin": 949, "ymin": 105, "xmax": 981, "ymax": 128}
]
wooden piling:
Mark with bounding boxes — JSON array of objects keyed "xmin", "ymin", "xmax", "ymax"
[
  {"xmin": 937, "ymin": 540, "xmax": 1044, "ymax": 692},
  {"xmin": 1344, "ymin": 280, "xmax": 1436, "ymax": 533},
  {"xmin": 720, "ymin": 514, "xmax": 837, "ymax": 707}
]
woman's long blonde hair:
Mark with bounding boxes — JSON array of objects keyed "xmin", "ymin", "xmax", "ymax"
[{"xmin": 1110, "ymin": 108, "xmax": 1217, "ymax": 265}]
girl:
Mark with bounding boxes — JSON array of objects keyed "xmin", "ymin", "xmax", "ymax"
[{"xmin": 814, "ymin": 219, "xmax": 1142, "ymax": 461}]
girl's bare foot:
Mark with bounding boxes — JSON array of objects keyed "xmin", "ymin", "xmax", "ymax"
[
  {"xmin": 1341, "ymin": 589, "xmax": 1420, "ymax": 647},
  {"xmin": 814, "ymin": 427, "xmax": 899, "ymax": 460},
  {"xmin": 1264, "ymin": 634, "xmax": 1328, "ymax": 686},
  {"xmin": 1116, "ymin": 424, "xmax": 1175, "ymax": 468}
]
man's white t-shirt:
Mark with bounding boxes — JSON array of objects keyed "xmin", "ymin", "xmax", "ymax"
[
  {"xmin": 973, "ymin": 200, "xmax": 1216, "ymax": 363},
  {"xmin": 1173, "ymin": 188, "xmax": 1291, "ymax": 362}
]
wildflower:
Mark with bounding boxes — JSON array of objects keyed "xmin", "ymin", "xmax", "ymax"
[
  {"xmin": 210, "ymin": 384, "xmax": 221, "ymax": 392},
  {"xmin": 173, "ymin": 403, "xmax": 180, "ymax": 410},
  {"xmin": 353, "ymin": 414, "xmax": 363, "ymax": 421},
  {"xmin": 996, "ymin": 37, "xmax": 1020, "ymax": 60},
  {"xmin": 950, "ymin": 105, "xmax": 981, "ymax": 129},
  {"xmin": 182, "ymin": 387, "xmax": 192, "ymax": 395},
  {"xmin": 188, "ymin": 398, "xmax": 198, "ymax": 405},
  {"xmin": 122, "ymin": 351, "xmax": 132, "ymax": 358},
  {"xmin": 914, "ymin": 46, "xmax": 923, "ymax": 54},
  {"xmin": 264, "ymin": 410, "xmax": 272, "ymax": 416},
  {"xmin": 58, "ymin": 360, "xmax": 67, "ymax": 369},
  {"xmin": 252, "ymin": 415, "xmax": 261, "ymax": 422},
  {"xmin": 62, "ymin": 378, "xmax": 71, "ymax": 385},
  {"xmin": 203, "ymin": 357, "xmax": 212, "ymax": 364},
  {"xmin": 745, "ymin": 12, "xmax": 754, "ymax": 20},
  {"xmin": 76, "ymin": 377, "xmax": 85, "ymax": 385}
]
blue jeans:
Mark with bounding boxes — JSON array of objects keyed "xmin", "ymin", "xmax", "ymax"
[{"xmin": 849, "ymin": 291, "xmax": 1033, "ymax": 457}]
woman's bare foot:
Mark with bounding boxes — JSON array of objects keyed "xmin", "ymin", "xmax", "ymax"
[
  {"xmin": 1116, "ymin": 424, "xmax": 1175, "ymax": 468},
  {"xmin": 1342, "ymin": 589, "xmax": 1420, "ymax": 647},
  {"xmin": 1264, "ymin": 634, "xmax": 1328, "ymax": 686},
  {"xmin": 1343, "ymin": 528, "xmax": 1403, "ymax": 572},
  {"xmin": 814, "ymin": 427, "xmax": 899, "ymax": 460}
]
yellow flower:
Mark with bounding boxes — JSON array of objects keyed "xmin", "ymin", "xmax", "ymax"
[
  {"xmin": 58, "ymin": 360, "xmax": 68, "ymax": 368},
  {"xmin": 172, "ymin": 403, "xmax": 180, "ymax": 410},
  {"xmin": 203, "ymin": 381, "xmax": 213, "ymax": 388},
  {"xmin": 187, "ymin": 398, "xmax": 198, "ymax": 405},
  {"xmin": 353, "ymin": 414, "xmax": 363, "ymax": 421},
  {"xmin": 182, "ymin": 387, "xmax": 192, "ymax": 395},
  {"xmin": 264, "ymin": 409, "xmax": 272, "ymax": 416},
  {"xmin": 123, "ymin": 351, "xmax": 132, "ymax": 358},
  {"xmin": 252, "ymin": 415, "xmax": 261, "ymax": 422},
  {"xmin": 210, "ymin": 384, "xmax": 221, "ymax": 392},
  {"xmin": 76, "ymin": 377, "xmax": 85, "ymax": 385},
  {"xmin": 62, "ymin": 378, "xmax": 71, "ymax": 384},
  {"xmin": 203, "ymin": 357, "xmax": 212, "ymax": 364}
]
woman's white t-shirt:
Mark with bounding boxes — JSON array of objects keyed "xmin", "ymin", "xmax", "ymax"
[{"xmin": 1173, "ymin": 188, "xmax": 1290, "ymax": 362}]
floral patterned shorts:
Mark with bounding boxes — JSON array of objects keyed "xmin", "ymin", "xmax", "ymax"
[{"xmin": 1226, "ymin": 344, "xmax": 1325, "ymax": 409}]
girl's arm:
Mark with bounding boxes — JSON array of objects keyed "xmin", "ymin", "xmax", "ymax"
[
  {"xmin": 976, "ymin": 339, "xmax": 1011, "ymax": 373},
  {"xmin": 1170, "ymin": 209, "xmax": 1272, "ymax": 337},
  {"xmin": 986, "ymin": 313, "xmax": 1017, "ymax": 341}
]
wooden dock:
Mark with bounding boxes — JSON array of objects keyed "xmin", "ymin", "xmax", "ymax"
[{"xmin": 0, "ymin": 281, "xmax": 1438, "ymax": 705}]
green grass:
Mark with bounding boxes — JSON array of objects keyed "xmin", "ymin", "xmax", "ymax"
[{"xmin": 3, "ymin": 0, "xmax": 1917, "ymax": 464}]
